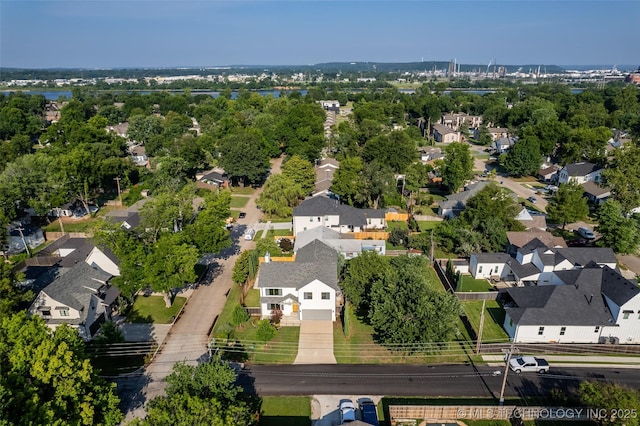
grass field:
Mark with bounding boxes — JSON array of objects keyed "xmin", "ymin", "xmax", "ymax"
[
  {"xmin": 263, "ymin": 228, "xmax": 293, "ymax": 238},
  {"xmin": 457, "ymin": 275, "xmax": 493, "ymax": 292},
  {"xmin": 259, "ymin": 396, "xmax": 311, "ymax": 426},
  {"xmin": 230, "ymin": 196, "xmax": 250, "ymax": 209},
  {"xmin": 244, "ymin": 289, "xmax": 260, "ymax": 306},
  {"xmin": 43, "ymin": 218, "xmax": 96, "ymax": 233},
  {"xmin": 229, "ymin": 186, "xmax": 255, "ymax": 195},
  {"xmin": 462, "ymin": 300, "xmax": 509, "ymax": 342},
  {"xmin": 127, "ymin": 295, "xmax": 187, "ymax": 324},
  {"xmin": 416, "ymin": 220, "xmax": 441, "ymax": 231}
]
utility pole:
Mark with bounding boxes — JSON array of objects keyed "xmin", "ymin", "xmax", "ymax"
[
  {"xmin": 16, "ymin": 226, "xmax": 31, "ymax": 257},
  {"xmin": 114, "ymin": 176, "xmax": 123, "ymax": 206},
  {"xmin": 475, "ymin": 299, "xmax": 486, "ymax": 354},
  {"xmin": 499, "ymin": 340, "xmax": 516, "ymax": 405}
]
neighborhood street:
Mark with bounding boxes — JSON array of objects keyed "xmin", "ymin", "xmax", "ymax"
[
  {"xmin": 240, "ymin": 363, "xmax": 640, "ymax": 399},
  {"xmin": 117, "ymin": 157, "xmax": 283, "ymax": 421}
]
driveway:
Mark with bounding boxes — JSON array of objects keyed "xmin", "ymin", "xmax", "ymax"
[
  {"xmin": 311, "ymin": 395, "xmax": 383, "ymax": 426},
  {"xmin": 294, "ymin": 320, "xmax": 336, "ymax": 364}
]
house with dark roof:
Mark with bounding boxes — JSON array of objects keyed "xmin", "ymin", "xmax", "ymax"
[
  {"xmin": 313, "ymin": 158, "xmax": 339, "ymax": 197},
  {"xmin": 293, "ymin": 195, "xmax": 386, "ymax": 236},
  {"xmin": 437, "ymin": 181, "xmax": 491, "ymax": 218},
  {"xmin": 502, "ymin": 262, "xmax": 640, "ymax": 344},
  {"xmin": 506, "ymin": 231, "xmax": 566, "ymax": 256},
  {"xmin": 557, "ymin": 162, "xmax": 603, "ymax": 185},
  {"xmin": 582, "ymin": 181, "xmax": 611, "ymax": 205},
  {"xmin": 28, "ymin": 262, "xmax": 120, "ymax": 341},
  {"xmin": 196, "ymin": 167, "xmax": 229, "ymax": 190},
  {"xmin": 257, "ymin": 240, "xmax": 339, "ymax": 321},
  {"xmin": 538, "ymin": 165, "xmax": 560, "ymax": 182},
  {"xmin": 491, "ymin": 137, "xmax": 517, "ymax": 154},
  {"xmin": 470, "ymin": 242, "xmax": 617, "ymax": 286}
]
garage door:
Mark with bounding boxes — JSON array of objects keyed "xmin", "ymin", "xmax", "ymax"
[{"xmin": 300, "ymin": 309, "xmax": 332, "ymax": 321}]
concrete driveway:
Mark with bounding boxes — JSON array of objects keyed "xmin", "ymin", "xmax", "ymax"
[{"xmin": 294, "ymin": 320, "xmax": 336, "ymax": 364}]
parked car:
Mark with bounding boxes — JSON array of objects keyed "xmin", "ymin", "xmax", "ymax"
[
  {"xmin": 527, "ymin": 196, "xmax": 537, "ymax": 204},
  {"xmin": 567, "ymin": 238, "xmax": 588, "ymax": 247},
  {"xmin": 509, "ymin": 356, "xmax": 549, "ymax": 373},
  {"xmin": 358, "ymin": 398, "xmax": 379, "ymax": 426},
  {"xmin": 243, "ymin": 229, "xmax": 256, "ymax": 241},
  {"xmin": 238, "ymin": 212, "xmax": 246, "ymax": 219},
  {"xmin": 339, "ymin": 400, "xmax": 356, "ymax": 423},
  {"xmin": 577, "ymin": 226, "xmax": 595, "ymax": 240}
]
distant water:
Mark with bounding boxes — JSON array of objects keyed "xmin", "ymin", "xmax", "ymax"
[{"xmin": 2, "ymin": 89, "xmax": 307, "ymax": 101}]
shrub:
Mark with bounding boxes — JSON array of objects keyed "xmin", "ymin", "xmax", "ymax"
[
  {"xmin": 255, "ymin": 320, "xmax": 277, "ymax": 342},
  {"xmin": 231, "ymin": 305, "xmax": 250, "ymax": 327},
  {"xmin": 270, "ymin": 308, "xmax": 283, "ymax": 325},
  {"xmin": 279, "ymin": 238, "xmax": 294, "ymax": 253}
]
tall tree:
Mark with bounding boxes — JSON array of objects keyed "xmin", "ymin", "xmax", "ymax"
[
  {"xmin": 441, "ymin": 142, "xmax": 473, "ymax": 193},
  {"xmin": 0, "ymin": 312, "xmax": 122, "ymax": 425},
  {"xmin": 362, "ymin": 130, "xmax": 417, "ymax": 174},
  {"xmin": 546, "ymin": 181, "xmax": 589, "ymax": 229},
  {"xmin": 256, "ymin": 174, "xmax": 305, "ymax": 218},
  {"xmin": 501, "ymin": 137, "xmax": 542, "ymax": 177},
  {"xmin": 133, "ymin": 358, "xmax": 259, "ymax": 426},
  {"xmin": 281, "ymin": 155, "xmax": 316, "ymax": 195},
  {"xmin": 602, "ymin": 145, "xmax": 640, "ymax": 215},
  {"xmin": 595, "ymin": 200, "xmax": 640, "ymax": 255},
  {"xmin": 341, "ymin": 251, "xmax": 391, "ymax": 316},
  {"xmin": 330, "ymin": 156, "xmax": 366, "ymax": 207},
  {"xmin": 185, "ymin": 190, "xmax": 232, "ymax": 254},
  {"xmin": 579, "ymin": 381, "xmax": 640, "ymax": 426},
  {"xmin": 369, "ymin": 256, "xmax": 461, "ymax": 347},
  {"xmin": 218, "ymin": 130, "xmax": 270, "ymax": 186}
]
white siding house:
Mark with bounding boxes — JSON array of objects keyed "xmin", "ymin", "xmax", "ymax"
[
  {"xmin": 557, "ymin": 162, "xmax": 602, "ymax": 185},
  {"xmin": 257, "ymin": 240, "xmax": 339, "ymax": 322}
]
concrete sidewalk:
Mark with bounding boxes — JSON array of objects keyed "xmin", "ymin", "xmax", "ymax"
[{"xmin": 483, "ymin": 354, "xmax": 640, "ymax": 368}]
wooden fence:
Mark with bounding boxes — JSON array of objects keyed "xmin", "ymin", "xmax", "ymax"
[
  {"xmin": 258, "ymin": 256, "xmax": 295, "ymax": 264},
  {"xmin": 353, "ymin": 231, "xmax": 389, "ymax": 240},
  {"xmin": 45, "ymin": 231, "xmax": 89, "ymax": 240},
  {"xmin": 385, "ymin": 212, "xmax": 409, "ymax": 222}
]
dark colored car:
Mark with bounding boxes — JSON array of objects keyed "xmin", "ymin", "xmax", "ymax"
[
  {"xmin": 238, "ymin": 212, "xmax": 246, "ymax": 219},
  {"xmin": 359, "ymin": 398, "xmax": 379, "ymax": 426},
  {"xmin": 527, "ymin": 196, "xmax": 537, "ymax": 204}
]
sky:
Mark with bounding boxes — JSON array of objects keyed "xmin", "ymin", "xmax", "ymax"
[{"xmin": 1, "ymin": 0, "xmax": 638, "ymax": 69}]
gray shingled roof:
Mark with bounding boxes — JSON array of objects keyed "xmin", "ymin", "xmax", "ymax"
[
  {"xmin": 555, "ymin": 247, "xmax": 617, "ymax": 267},
  {"xmin": 439, "ymin": 181, "xmax": 491, "ymax": 212},
  {"xmin": 473, "ymin": 253, "xmax": 512, "ymax": 263},
  {"xmin": 505, "ymin": 265, "xmax": 615, "ymax": 326},
  {"xmin": 41, "ymin": 262, "xmax": 113, "ymax": 321},
  {"xmin": 600, "ymin": 266, "xmax": 640, "ymax": 306},
  {"xmin": 293, "ymin": 196, "xmax": 385, "ymax": 227},
  {"xmin": 564, "ymin": 162, "xmax": 602, "ymax": 177},
  {"xmin": 258, "ymin": 240, "xmax": 338, "ymax": 290}
]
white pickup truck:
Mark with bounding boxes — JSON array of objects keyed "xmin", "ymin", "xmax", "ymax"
[{"xmin": 509, "ymin": 356, "xmax": 550, "ymax": 373}]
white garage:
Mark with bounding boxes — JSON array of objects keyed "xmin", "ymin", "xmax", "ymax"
[{"xmin": 300, "ymin": 309, "xmax": 333, "ymax": 321}]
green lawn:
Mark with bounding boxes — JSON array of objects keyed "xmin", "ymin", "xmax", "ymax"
[
  {"xmin": 259, "ymin": 396, "xmax": 311, "ymax": 426},
  {"xmin": 387, "ymin": 220, "xmax": 409, "ymax": 231},
  {"xmin": 43, "ymin": 219, "xmax": 96, "ymax": 233},
  {"xmin": 457, "ymin": 275, "xmax": 493, "ymax": 292},
  {"xmin": 416, "ymin": 220, "xmax": 441, "ymax": 231},
  {"xmin": 334, "ymin": 303, "xmax": 471, "ymax": 364},
  {"xmin": 127, "ymin": 296, "xmax": 187, "ymax": 324},
  {"xmin": 230, "ymin": 196, "xmax": 250, "ymax": 208},
  {"xmin": 264, "ymin": 228, "xmax": 293, "ymax": 238},
  {"xmin": 229, "ymin": 186, "xmax": 255, "ymax": 195},
  {"xmin": 212, "ymin": 283, "xmax": 299, "ymax": 363},
  {"xmin": 267, "ymin": 218, "xmax": 294, "ymax": 223},
  {"xmin": 462, "ymin": 300, "xmax": 509, "ymax": 342},
  {"xmin": 244, "ymin": 289, "xmax": 260, "ymax": 307}
]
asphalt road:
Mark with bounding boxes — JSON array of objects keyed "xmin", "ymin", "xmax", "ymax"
[{"xmin": 240, "ymin": 364, "xmax": 640, "ymax": 399}]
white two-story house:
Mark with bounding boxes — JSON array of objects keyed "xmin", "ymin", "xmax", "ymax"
[
  {"xmin": 557, "ymin": 162, "xmax": 603, "ymax": 185},
  {"xmin": 28, "ymin": 262, "xmax": 121, "ymax": 341},
  {"xmin": 257, "ymin": 240, "xmax": 339, "ymax": 321},
  {"xmin": 502, "ymin": 262, "xmax": 640, "ymax": 344},
  {"xmin": 292, "ymin": 195, "xmax": 385, "ymax": 237}
]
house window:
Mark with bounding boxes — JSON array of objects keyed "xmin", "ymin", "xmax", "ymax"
[
  {"xmin": 478, "ymin": 266, "xmax": 483, "ymax": 274},
  {"xmin": 509, "ymin": 319, "xmax": 513, "ymax": 327},
  {"xmin": 60, "ymin": 310, "xmax": 69, "ymax": 317},
  {"xmin": 321, "ymin": 292, "xmax": 330, "ymax": 300},
  {"xmin": 268, "ymin": 303, "xmax": 281, "ymax": 311},
  {"xmin": 304, "ymin": 292, "xmax": 313, "ymax": 300},
  {"xmin": 594, "ymin": 326, "xmax": 600, "ymax": 333},
  {"xmin": 538, "ymin": 327, "xmax": 544, "ymax": 335},
  {"xmin": 41, "ymin": 310, "xmax": 51, "ymax": 317},
  {"xmin": 317, "ymin": 217, "xmax": 320, "ymax": 222},
  {"xmin": 560, "ymin": 327, "xmax": 566, "ymax": 336},
  {"xmin": 310, "ymin": 217, "xmax": 313, "ymax": 222},
  {"xmin": 267, "ymin": 289, "xmax": 282, "ymax": 296},
  {"xmin": 623, "ymin": 311, "xmax": 632, "ymax": 319}
]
